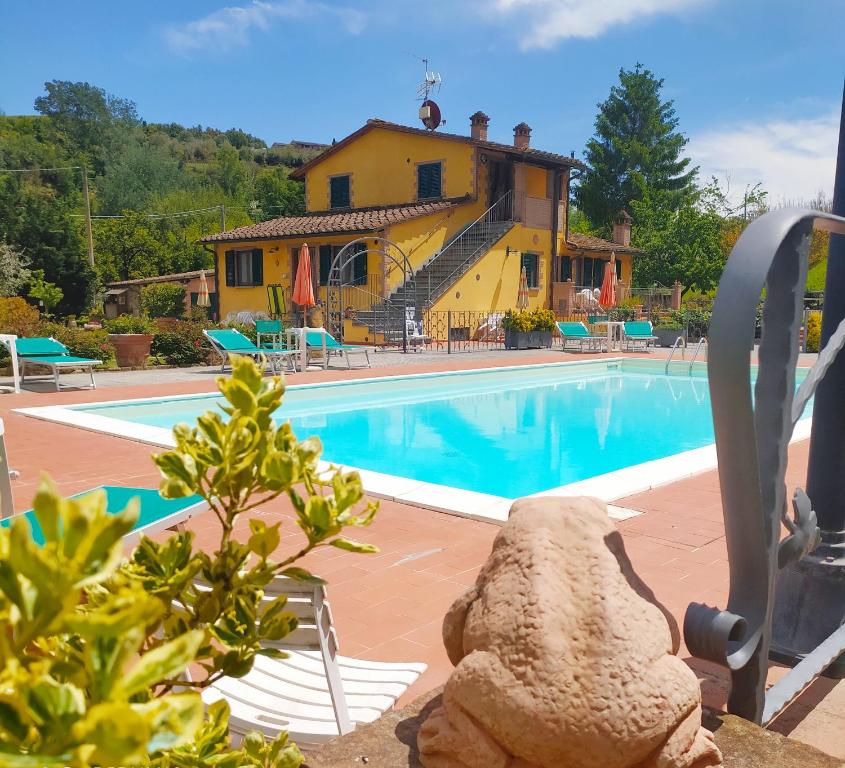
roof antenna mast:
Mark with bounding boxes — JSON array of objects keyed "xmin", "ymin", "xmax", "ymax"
[{"xmin": 416, "ymin": 58, "xmax": 443, "ymax": 131}]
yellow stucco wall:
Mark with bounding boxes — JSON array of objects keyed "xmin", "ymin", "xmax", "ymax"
[
  {"xmin": 215, "ymin": 234, "xmax": 388, "ymax": 319},
  {"xmin": 524, "ymin": 165, "xmax": 548, "ymax": 199},
  {"xmin": 305, "ymin": 127, "xmax": 477, "ymax": 211},
  {"xmin": 429, "ymin": 224, "xmax": 553, "ymax": 315}
]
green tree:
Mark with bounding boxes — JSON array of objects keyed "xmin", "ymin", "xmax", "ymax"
[
  {"xmin": 28, "ymin": 268, "xmax": 64, "ymax": 315},
  {"xmin": 0, "ymin": 241, "xmax": 30, "ymax": 296},
  {"xmin": 93, "ymin": 212, "xmax": 166, "ymax": 282},
  {"xmin": 576, "ymin": 64, "xmax": 698, "ymax": 231},
  {"xmin": 34, "ymin": 80, "xmax": 138, "ymax": 167},
  {"xmin": 0, "ymin": 171, "xmax": 94, "ymax": 315},
  {"xmin": 630, "ymin": 180, "xmax": 726, "ymax": 294},
  {"xmin": 141, "ymin": 282, "xmax": 186, "ymax": 318},
  {"xmin": 215, "ymin": 144, "xmax": 248, "ymax": 199},
  {"xmin": 98, "ymin": 142, "xmax": 184, "ymax": 214},
  {"xmin": 253, "ymin": 169, "xmax": 305, "ymax": 219}
]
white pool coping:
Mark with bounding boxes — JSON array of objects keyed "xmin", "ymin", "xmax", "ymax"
[{"xmin": 14, "ymin": 358, "xmax": 813, "ymax": 527}]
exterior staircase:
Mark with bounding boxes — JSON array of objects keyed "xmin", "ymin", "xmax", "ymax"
[{"xmin": 352, "ymin": 191, "xmax": 514, "ymax": 342}]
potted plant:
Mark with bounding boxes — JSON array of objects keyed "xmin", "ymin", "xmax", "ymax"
[
  {"xmin": 531, "ymin": 308, "xmax": 556, "ymax": 348},
  {"xmin": 104, "ymin": 314, "xmax": 155, "ymax": 367},
  {"xmin": 504, "ymin": 309, "xmax": 555, "ymax": 349},
  {"xmin": 652, "ymin": 320, "xmax": 686, "ymax": 347}
]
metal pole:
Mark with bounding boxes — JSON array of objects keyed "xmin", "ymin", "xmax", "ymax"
[
  {"xmin": 447, "ymin": 310, "xmax": 452, "ymax": 354},
  {"xmin": 771, "ymin": 80, "xmax": 845, "ymax": 675},
  {"xmin": 81, "ymin": 165, "xmax": 94, "ymax": 267}
]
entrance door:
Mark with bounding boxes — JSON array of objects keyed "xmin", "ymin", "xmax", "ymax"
[{"xmin": 488, "ymin": 159, "xmax": 513, "ymax": 208}]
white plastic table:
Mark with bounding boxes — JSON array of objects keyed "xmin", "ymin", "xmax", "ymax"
[
  {"xmin": 595, "ymin": 321, "xmax": 625, "ymax": 352},
  {"xmin": 286, "ymin": 328, "xmax": 309, "ymax": 372}
]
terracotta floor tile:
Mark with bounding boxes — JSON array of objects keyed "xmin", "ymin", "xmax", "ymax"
[{"xmin": 2, "ymin": 355, "xmax": 842, "ymax": 758}]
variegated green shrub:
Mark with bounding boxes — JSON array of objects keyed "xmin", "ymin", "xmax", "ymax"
[{"xmin": 0, "ymin": 356, "xmax": 378, "ymax": 767}]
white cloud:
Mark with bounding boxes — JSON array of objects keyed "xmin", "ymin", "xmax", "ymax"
[
  {"xmin": 490, "ymin": 0, "xmax": 705, "ymax": 49},
  {"xmin": 164, "ymin": 0, "xmax": 365, "ymax": 54},
  {"xmin": 687, "ymin": 111, "xmax": 838, "ymax": 207}
]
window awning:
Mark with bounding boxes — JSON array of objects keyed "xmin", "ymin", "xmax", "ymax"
[{"xmin": 105, "ymin": 288, "xmax": 128, "ymax": 296}]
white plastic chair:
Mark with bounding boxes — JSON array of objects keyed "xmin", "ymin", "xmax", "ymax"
[{"xmin": 201, "ymin": 575, "xmax": 426, "ymax": 748}]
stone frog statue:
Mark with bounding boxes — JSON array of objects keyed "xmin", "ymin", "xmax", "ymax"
[{"xmin": 417, "ymin": 497, "xmax": 722, "ymax": 768}]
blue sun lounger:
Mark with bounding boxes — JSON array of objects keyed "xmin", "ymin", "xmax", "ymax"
[
  {"xmin": 623, "ymin": 321, "xmax": 658, "ymax": 351},
  {"xmin": 304, "ymin": 329, "xmax": 371, "ymax": 369},
  {"xmin": 0, "ymin": 485, "xmax": 208, "ymax": 546},
  {"xmin": 556, "ymin": 321, "xmax": 605, "ymax": 353},
  {"xmin": 0, "ymin": 417, "xmax": 207, "ymax": 544},
  {"xmin": 204, "ymin": 328, "xmax": 297, "ymax": 374},
  {"xmin": 14, "ymin": 337, "xmax": 102, "ymax": 391}
]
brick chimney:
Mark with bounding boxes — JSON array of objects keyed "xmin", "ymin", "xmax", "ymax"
[
  {"xmin": 513, "ymin": 122, "xmax": 531, "ymax": 149},
  {"xmin": 470, "ymin": 111, "xmax": 490, "ymax": 141},
  {"xmin": 612, "ymin": 209, "xmax": 632, "ymax": 246}
]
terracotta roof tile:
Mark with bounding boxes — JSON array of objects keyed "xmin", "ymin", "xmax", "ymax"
[
  {"xmin": 200, "ymin": 198, "xmax": 462, "ymax": 244},
  {"xmin": 566, "ymin": 233, "xmax": 642, "ymax": 254},
  {"xmin": 106, "ymin": 269, "xmax": 215, "ymax": 287}
]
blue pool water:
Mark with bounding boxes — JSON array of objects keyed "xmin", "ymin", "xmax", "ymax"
[{"xmin": 70, "ymin": 361, "xmax": 811, "ymax": 499}]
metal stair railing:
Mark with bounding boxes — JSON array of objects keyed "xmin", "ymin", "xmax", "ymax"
[
  {"xmin": 422, "ymin": 190, "xmax": 514, "ymax": 306},
  {"xmin": 664, "ymin": 336, "xmax": 686, "ymax": 374},
  {"xmin": 688, "ymin": 337, "xmax": 707, "ymax": 374}
]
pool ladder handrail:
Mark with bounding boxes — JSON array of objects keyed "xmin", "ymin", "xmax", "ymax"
[
  {"xmin": 688, "ymin": 337, "xmax": 707, "ymax": 374},
  {"xmin": 665, "ymin": 336, "xmax": 686, "ymax": 374}
]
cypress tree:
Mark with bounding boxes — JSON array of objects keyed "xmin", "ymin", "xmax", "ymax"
[{"xmin": 576, "ymin": 64, "xmax": 698, "ymax": 231}]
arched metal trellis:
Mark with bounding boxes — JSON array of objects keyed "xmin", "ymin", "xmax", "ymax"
[{"xmin": 326, "ymin": 237, "xmax": 415, "ymax": 353}]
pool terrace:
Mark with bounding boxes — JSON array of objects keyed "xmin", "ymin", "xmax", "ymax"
[{"xmin": 0, "ymin": 346, "xmax": 841, "ymax": 758}]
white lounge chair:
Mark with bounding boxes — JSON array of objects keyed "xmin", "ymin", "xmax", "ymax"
[{"xmin": 200, "ymin": 575, "xmax": 426, "ymax": 748}]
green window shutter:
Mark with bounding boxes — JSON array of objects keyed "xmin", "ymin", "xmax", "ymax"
[
  {"xmin": 330, "ymin": 176, "xmax": 350, "ymax": 208},
  {"xmin": 615, "ymin": 258, "xmax": 622, "ymax": 280},
  {"xmin": 417, "ymin": 162, "xmax": 442, "ymax": 199},
  {"xmin": 319, "ymin": 245, "xmax": 332, "ymax": 285},
  {"xmin": 520, "ymin": 253, "xmax": 538, "ymax": 289},
  {"xmin": 560, "ymin": 256, "xmax": 571, "ymax": 282},
  {"xmin": 353, "ymin": 242, "xmax": 367, "ymax": 284},
  {"xmin": 582, "ymin": 257, "xmax": 594, "ymax": 288},
  {"xmin": 225, "ymin": 251, "xmax": 236, "ymax": 286},
  {"xmin": 251, "ymin": 249, "xmax": 263, "ymax": 286}
]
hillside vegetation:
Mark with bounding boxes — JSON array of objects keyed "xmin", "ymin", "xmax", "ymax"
[{"xmin": 0, "ymin": 80, "xmax": 318, "ymax": 314}]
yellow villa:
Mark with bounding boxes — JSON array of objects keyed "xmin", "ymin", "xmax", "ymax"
[{"xmin": 203, "ymin": 113, "xmax": 640, "ymax": 343}]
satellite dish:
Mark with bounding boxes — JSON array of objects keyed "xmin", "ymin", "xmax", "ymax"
[{"xmin": 420, "ymin": 99, "xmax": 442, "ymax": 131}]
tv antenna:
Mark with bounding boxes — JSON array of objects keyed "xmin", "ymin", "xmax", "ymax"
[
  {"xmin": 416, "ymin": 58, "xmax": 443, "ymax": 131},
  {"xmin": 417, "ymin": 58, "xmax": 442, "ymax": 101}
]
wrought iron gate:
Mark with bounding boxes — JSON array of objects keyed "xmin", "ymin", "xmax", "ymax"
[{"xmin": 325, "ymin": 237, "xmax": 415, "ymax": 352}]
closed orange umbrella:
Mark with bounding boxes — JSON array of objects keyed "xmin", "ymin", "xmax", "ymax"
[
  {"xmin": 599, "ymin": 254, "xmax": 617, "ymax": 308},
  {"xmin": 292, "ymin": 244, "xmax": 315, "ymax": 308},
  {"xmin": 517, "ymin": 266, "xmax": 529, "ymax": 310}
]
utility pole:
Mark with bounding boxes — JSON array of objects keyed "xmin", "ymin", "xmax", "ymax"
[
  {"xmin": 81, "ymin": 165, "xmax": 94, "ymax": 267},
  {"xmin": 771, "ymin": 80, "xmax": 845, "ymax": 675},
  {"xmin": 220, "ymin": 204, "xmax": 226, "ymax": 232}
]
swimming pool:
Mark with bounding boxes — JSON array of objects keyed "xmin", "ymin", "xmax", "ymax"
[{"xmin": 17, "ymin": 360, "xmax": 812, "ymax": 522}]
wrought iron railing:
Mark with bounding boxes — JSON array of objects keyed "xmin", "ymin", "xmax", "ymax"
[
  {"xmin": 423, "ymin": 190, "xmax": 514, "ymax": 306},
  {"xmin": 683, "ymin": 207, "xmax": 845, "ymax": 724}
]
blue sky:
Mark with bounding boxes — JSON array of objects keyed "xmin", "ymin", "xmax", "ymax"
[{"xmin": 1, "ymin": 0, "xmax": 842, "ymax": 203}]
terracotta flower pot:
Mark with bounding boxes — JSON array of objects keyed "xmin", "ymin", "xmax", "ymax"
[
  {"xmin": 108, "ymin": 333, "xmax": 154, "ymax": 368},
  {"xmin": 308, "ymin": 306, "xmax": 324, "ymax": 328}
]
